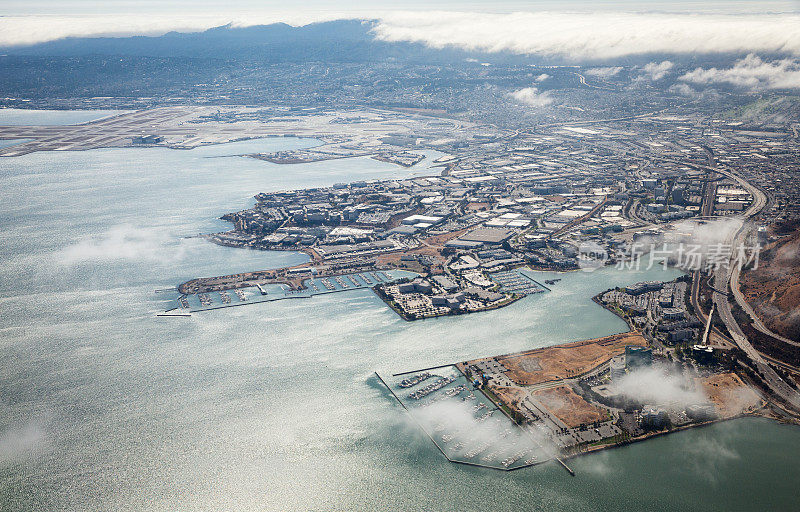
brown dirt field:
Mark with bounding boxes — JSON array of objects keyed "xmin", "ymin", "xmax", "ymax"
[
  {"xmin": 465, "ymin": 202, "xmax": 490, "ymax": 212},
  {"xmin": 698, "ymin": 372, "xmax": 761, "ymax": 418},
  {"xmin": 489, "ymin": 385, "xmax": 528, "ymax": 408},
  {"xmin": 423, "ymin": 227, "xmax": 472, "ymax": 247},
  {"xmin": 385, "ymin": 208, "xmax": 423, "ymax": 230},
  {"xmin": 371, "ymin": 226, "xmax": 473, "ymax": 268},
  {"xmin": 467, "ymin": 332, "xmax": 647, "ymax": 386},
  {"xmin": 532, "ymin": 386, "xmax": 607, "ymax": 428},
  {"xmin": 374, "ymin": 249, "xmax": 446, "ymax": 268},
  {"xmin": 375, "ymin": 253, "xmax": 403, "ymax": 266},
  {"xmin": 411, "ymin": 246, "xmax": 447, "ymax": 258}
]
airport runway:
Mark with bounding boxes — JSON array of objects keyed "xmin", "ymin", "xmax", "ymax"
[{"xmin": 0, "ymin": 106, "xmax": 207, "ymax": 156}]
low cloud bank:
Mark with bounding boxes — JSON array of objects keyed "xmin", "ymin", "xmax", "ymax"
[
  {"xmin": 611, "ymin": 366, "xmax": 707, "ymax": 409},
  {"xmin": 411, "ymin": 397, "xmax": 559, "ymax": 460},
  {"xmin": 55, "ymin": 224, "xmax": 175, "ymax": 266},
  {"xmin": 2, "ymin": 11, "xmax": 800, "ymax": 61},
  {"xmin": 680, "ymin": 54, "xmax": 800, "ymax": 90},
  {"xmin": 0, "ymin": 13, "xmax": 348, "ymax": 47},
  {"xmin": 671, "ymin": 218, "xmax": 744, "ymax": 248},
  {"xmin": 373, "ymin": 11, "xmax": 800, "ymax": 60}
]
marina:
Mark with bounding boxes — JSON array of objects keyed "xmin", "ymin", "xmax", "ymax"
[
  {"xmin": 378, "ymin": 365, "xmax": 555, "ymax": 471},
  {"xmin": 163, "ymin": 269, "xmax": 415, "ymax": 314},
  {"xmin": 399, "ymin": 372, "xmax": 433, "ymax": 388},
  {"xmin": 490, "ymin": 268, "xmax": 548, "ymax": 296},
  {"xmin": 4, "ymin": 106, "xmax": 800, "ymax": 511}
]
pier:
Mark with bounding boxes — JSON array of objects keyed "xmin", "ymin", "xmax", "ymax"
[
  {"xmin": 556, "ymin": 457, "xmax": 575, "ymax": 476},
  {"xmin": 374, "ymin": 371, "xmax": 512, "ymax": 471},
  {"xmin": 377, "ymin": 365, "xmax": 555, "ymax": 471},
  {"xmin": 490, "ymin": 269, "xmax": 547, "ymax": 295},
  {"xmin": 392, "ymin": 363, "xmax": 460, "ymax": 377},
  {"xmin": 161, "ymin": 270, "xmax": 413, "ymax": 315}
]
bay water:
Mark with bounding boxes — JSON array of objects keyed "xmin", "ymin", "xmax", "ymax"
[{"xmin": 1, "ymin": 110, "xmax": 798, "ymax": 511}]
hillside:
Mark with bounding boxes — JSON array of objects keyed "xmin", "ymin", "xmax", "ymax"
[{"xmin": 740, "ymin": 221, "xmax": 800, "ymax": 342}]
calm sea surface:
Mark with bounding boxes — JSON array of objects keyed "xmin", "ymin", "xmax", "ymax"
[{"xmin": 1, "ymin": 110, "xmax": 798, "ymax": 511}]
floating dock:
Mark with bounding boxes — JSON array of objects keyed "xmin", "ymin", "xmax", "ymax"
[
  {"xmin": 376, "ymin": 365, "xmax": 555, "ymax": 471},
  {"xmin": 490, "ymin": 268, "xmax": 548, "ymax": 295},
  {"xmin": 161, "ymin": 270, "xmax": 415, "ymax": 315}
]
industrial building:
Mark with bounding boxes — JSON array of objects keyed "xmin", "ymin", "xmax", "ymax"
[{"xmin": 625, "ymin": 346, "xmax": 653, "ymax": 369}]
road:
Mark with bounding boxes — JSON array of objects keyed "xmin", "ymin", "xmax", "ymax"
[
  {"xmin": 720, "ymin": 178, "xmax": 800, "ymax": 347},
  {"xmin": 730, "ymin": 254, "xmax": 800, "ymax": 347},
  {"xmin": 714, "ymin": 245, "xmax": 800, "ymax": 410},
  {"xmin": 687, "ymin": 147, "xmax": 800, "ymax": 410},
  {"xmin": 704, "ymin": 161, "xmax": 800, "ymax": 346},
  {"xmin": 550, "ymin": 196, "xmax": 608, "ymax": 238},
  {"xmin": 625, "ymin": 198, "xmax": 650, "ymax": 226},
  {"xmin": 688, "ymin": 167, "xmax": 720, "ymax": 329},
  {"xmin": 534, "ymin": 100, "xmax": 696, "ymax": 129},
  {"xmin": 567, "ymin": 72, "xmax": 616, "ymax": 91}
]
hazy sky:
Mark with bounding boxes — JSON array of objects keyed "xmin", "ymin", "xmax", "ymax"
[{"xmin": 2, "ymin": 0, "xmax": 798, "ymax": 15}]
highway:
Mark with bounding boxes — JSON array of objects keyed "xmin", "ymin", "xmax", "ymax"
[
  {"xmin": 704, "ymin": 151, "xmax": 800, "ymax": 410},
  {"xmin": 688, "ymin": 168, "xmax": 719, "ymax": 330},
  {"xmin": 713, "ymin": 247, "xmax": 800, "ymax": 410},
  {"xmin": 624, "ymin": 198, "xmax": 650, "ymax": 227},
  {"xmin": 682, "ymin": 146, "xmax": 800, "ymax": 411},
  {"xmin": 567, "ymin": 72, "xmax": 616, "ymax": 91},
  {"xmin": 730, "ymin": 259, "xmax": 800, "ymax": 347},
  {"xmin": 534, "ymin": 100, "xmax": 696, "ymax": 129},
  {"xmin": 720, "ymin": 177, "xmax": 800, "ymax": 347},
  {"xmin": 704, "ymin": 160, "xmax": 800, "ymax": 347}
]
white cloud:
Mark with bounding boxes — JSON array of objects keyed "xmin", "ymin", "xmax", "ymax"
[
  {"xmin": 535, "ymin": 73, "xmax": 550, "ymax": 82},
  {"xmin": 683, "ymin": 435, "xmax": 740, "ymax": 483},
  {"xmin": 641, "ymin": 60, "xmax": 674, "ymax": 80},
  {"xmin": 585, "ymin": 67, "xmax": 622, "ymax": 79},
  {"xmin": 611, "ymin": 366, "xmax": 707, "ymax": 408},
  {"xmin": 680, "ymin": 54, "xmax": 800, "ymax": 90},
  {"xmin": 508, "ymin": 87, "xmax": 554, "ymax": 107},
  {"xmin": 668, "ymin": 83, "xmax": 697, "ymax": 96},
  {"xmin": 372, "ymin": 11, "xmax": 800, "ymax": 60},
  {"xmin": 1, "ymin": 11, "xmax": 799, "ymax": 60},
  {"xmin": 409, "ymin": 392, "xmax": 559, "ymax": 460},
  {"xmin": 55, "ymin": 224, "xmax": 174, "ymax": 265}
]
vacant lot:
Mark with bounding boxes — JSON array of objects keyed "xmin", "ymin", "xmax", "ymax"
[
  {"xmin": 699, "ymin": 372, "xmax": 761, "ymax": 418},
  {"xmin": 533, "ymin": 385, "xmax": 607, "ymax": 428},
  {"xmin": 466, "ymin": 332, "xmax": 647, "ymax": 386},
  {"xmin": 489, "ymin": 384, "xmax": 528, "ymax": 409}
]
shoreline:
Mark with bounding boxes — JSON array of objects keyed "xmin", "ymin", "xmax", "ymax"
[{"xmin": 389, "ymin": 329, "xmax": 785, "ymax": 472}]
